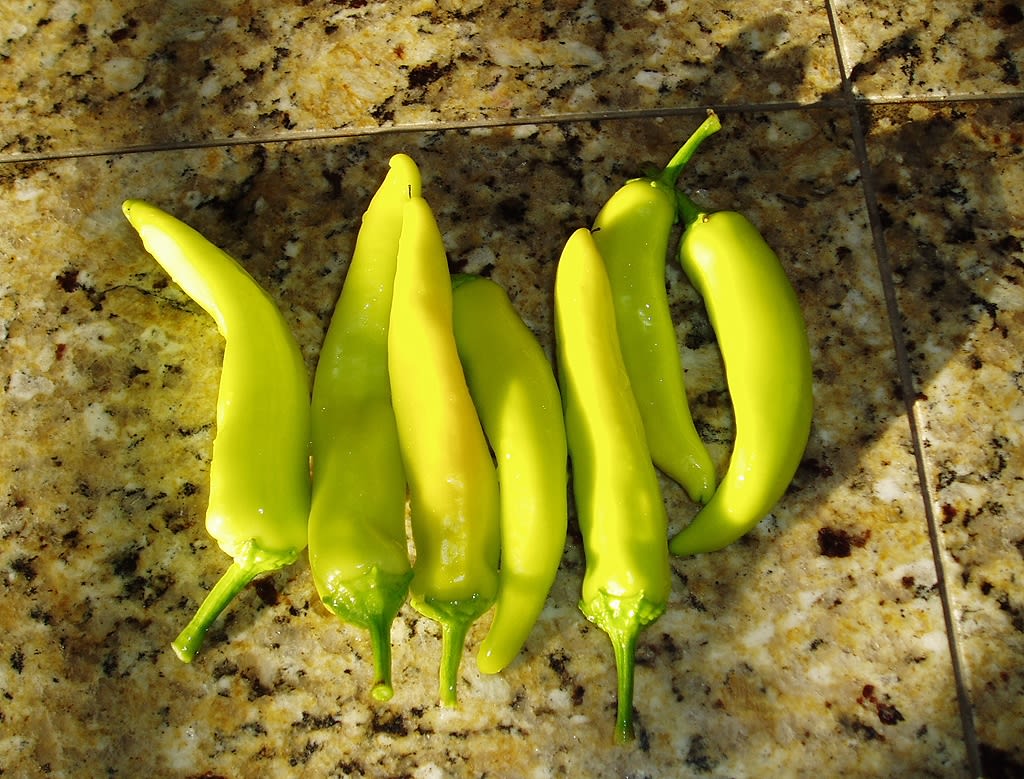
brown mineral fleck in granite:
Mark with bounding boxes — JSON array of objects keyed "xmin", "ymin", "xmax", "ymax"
[{"xmin": 2, "ymin": 1, "xmax": 1023, "ymax": 777}]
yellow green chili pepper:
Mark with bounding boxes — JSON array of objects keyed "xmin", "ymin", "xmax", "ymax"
[
  {"xmin": 387, "ymin": 195, "xmax": 500, "ymax": 707},
  {"xmin": 554, "ymin": 227, "xmax": 670, "ymax": 743},
  {"xmin": 122, "ymin": 200, "xmax": 311, "ymax": 663},
  {"xmin": 308, "ymin": 155, "xmax": 420, "ymax": 701},
  {"xmin": 669, "ymin": 191, "xmax": 813, "ymax": 556},
  {"xmin": 450, "ymin": 274, "xmax": 568, "ymax": 675},
  {"xmin": 591, "ymin": 112, "xmax": 721, "ymax": 504}
]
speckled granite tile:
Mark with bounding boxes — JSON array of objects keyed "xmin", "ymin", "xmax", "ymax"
[
  {"xmin": 1, "ymin": 112, "xmax": 967, "ymax": 777},
  {"xmin": 0, "ymin": 0, "xmax": 841, "ymax": 160},
  {"xmin": 833, "ymin": 0, "xmax": 1024, "ymax": 99},
  {"xmin": 864, "ymin": 99, "xmax": 1024, "ymax": 777}
]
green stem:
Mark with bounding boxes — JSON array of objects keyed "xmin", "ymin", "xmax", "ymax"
[
  {"xmin": 171, "ymin": 561, "xmax": 258, "ymax": 662},
  {"xmin": 439, "ymin": 615, "xmax": 473, "ymax": 708},
  {"xmin": 581, "ymin": 590, "xmax": 665, "ymax": 743},
  {"xmin": 367, "ymin": 614, "xmax": 396, "ymax": 701},
  {"xmin": 658, "ymin": 109, "xmax": 722, "ymax": 189},
  {"xmin": 607, "ymin": 619, "xmax": 641, "ymax": 744},
  {"xmin": 322, "ymin": 569, "xmax": 412, "ymax": 702},
  {"xmin": 676, "ymin": 190, "xmax": 704, "ymax": 230},
  {"xmin": 450, "ymin": 272, "xmax": 477, "ymax": 291},
  {"xmin": 413, "ymin": 595, "xmax": 492, "ymax": 707}
]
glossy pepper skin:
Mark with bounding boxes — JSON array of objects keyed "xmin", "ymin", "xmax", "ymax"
[
  {"xmin": 555, "ymin": 227, "xmax": 670, "ymax": 743},
  {"xmin": 591, "ymin": 111, "xmax": 721, "ymax": 504},
  {"xmin": 308, "ymin": 155, "xmax": 419, "ymax": 701},
  {"xmin": 387, "ymin": 195, "xmax": 500, "ymax": 707},
  {"xmin": 669, "ymin": 193, "xmax": 813, "ymax": 556},
  {"xmin": 450, "ymin": 274, "xmax": 568, "ymax": 675},
  {"xmin": 122, "ymin": 200, "xmax": 311, "ymax": 663}
]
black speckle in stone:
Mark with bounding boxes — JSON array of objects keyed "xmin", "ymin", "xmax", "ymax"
[
  {"xmin": 253, "ymin": 577, "xmax": 280, "ymax": 607},
  {"xmin": 408, "ymin": 61, "xmax": 454, "ymax": 89},
  {"xmin": 11, "ymin": 555, "xmax": 38, "ymax": 582},
  {"xmin": 998, "ymin": 4, "xmax": 1023, "ymax": 25},
  {"xmin": 371, "ymin": 709, "xmax": 409, "ymax": 737},
  {"xmin": 495, "ymin": 196, "xmax": 528, "ymax": 225},
  {"xmin": 111, "ymin": 547, "xmax": 140, "ymax": 577}
]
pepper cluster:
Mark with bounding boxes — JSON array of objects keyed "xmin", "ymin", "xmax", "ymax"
[
  {"xmin": 554, "ymin": 110, "xmax": 813, "ymax": 741},
  {"xmin": 120, "ymin": 111, "xmax": 811, "ymax": 743},
  {"xmin": 122, "ymin": 154, "xmax": 568, "ymax": 710}
]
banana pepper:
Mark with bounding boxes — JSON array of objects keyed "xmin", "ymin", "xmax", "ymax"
[
  {"xmin": 555, "ymin": 227, "xmax": 671, "ymax": 743},
  {"xmin": 122, "ymin": 200, "xmax": 311, "ymax": 663},
  {"xmin": 387, "ymin": 194, "xmax": 500, "ymax": 707},
  {"xmin": 308, "ymin": 155, "xmax": 419, "ymax": 700},
  {"xmin": 669, "ymin": 190, "xmax": 813, "ymax": 556}
]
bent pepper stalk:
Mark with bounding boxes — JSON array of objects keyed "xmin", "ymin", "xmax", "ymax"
[
  {"xmin": 122, "ymin": 200, "xmax": 311, "ymax": 663},
  {"xmin": 308, "ymin": 154, "xmax": 419, "ymax": 700}
]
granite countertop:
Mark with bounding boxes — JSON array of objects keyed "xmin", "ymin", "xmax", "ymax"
[{"xmin": 2, "ymin": 2, "xmax": 1023, "ymax": 777}]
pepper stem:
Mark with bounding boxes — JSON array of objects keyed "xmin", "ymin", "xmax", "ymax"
[
  {"xmin": 658, "ymin": 109, "xmax": 722, "ymax": 190},
  {"xmin": 412, "ymin": 595, "xmax": 492, "ymax": 707},
  {"xmin": 171, "ymin": 561, "xmax": 259, "ymax": 662},
  {"xmin": 171, "ymin": 541, "xmax": 297, "ymax": 662},
  {"xmin": 450, "ymin": 272, "xmax": 477, "ymax": 291},
  {"xmin": 608, "ymin": 619, "xmax": 642, "ymax": 744},
  {"xmin": 439, "ymin": 615, "xmax": 473, "ymax": 708},
  {"xmin": 581, "ymin": 590, "xmax": 665, "ymax": 743},
  {"xmin": 320, "ymin": 568, "xmax": 412, "ymax": 702},
  {"xmin": 367, "ymin": 614, "xmax": 397, "ymax": 702},
  {"xmin": 676, "ymin": 190, "xmax": 704, "ymax": 230}
]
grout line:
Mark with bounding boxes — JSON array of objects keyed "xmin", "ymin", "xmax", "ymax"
[
  {"xmin": 0, "ymin": 103, "xmax": 830, "ymax": 164},
  {"xmin": 2, "ymin": 92, "xmax": 1023, "ymax": 165},
  {"xmin": 857, "ymin": 156, "xmax": 985, "ymax": 775},
  {"xmin": 824, "ymin": 1, "xmax": 983, "ymax": 774}
]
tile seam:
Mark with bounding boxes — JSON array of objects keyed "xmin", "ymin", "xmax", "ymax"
[
  {"xmin": 825, "ymin": 1, "xmax": 983, "ymax": 774},
  {"xmin": 5, "ymin": 92, "xmax": 1023, "ymax": 166},
  {"xmin": 0, "ymin": 103, "xmax": 819, "ymax": 165}
]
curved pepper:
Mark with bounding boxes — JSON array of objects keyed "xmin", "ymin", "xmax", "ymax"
[
  {"xmin": 591, "ymin": 111, "xmax": 721, "ymax": 504},
  {"xmin": 387, "ymin": 195, "xmax": 500, "ymax": 707},
  {"xmin": 308, "ymin": 155, "xmax": 419, "ymax": 701},
  {"xmin": 669, "ymin": 192, "xmax": 813, "ymax": 556},
  {"xmin": 450, "ymin": 274, "xmax": 568, "ymax": 675},
  {"xmin": 554, "ymin": 227, "xmax": 670, "ymax": 743},
  {"xmin": 122, "ymin": 199, "xmax": 311, "ymax": 663}
]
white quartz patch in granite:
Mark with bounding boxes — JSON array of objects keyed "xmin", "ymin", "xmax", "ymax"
[
  {"xmin": 6, "ymin": 369, "xmax": 56, "ymax": 401},
  {"xmin": 83, "ymin": 401, "xmax": 118, "ymax": 440}
]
